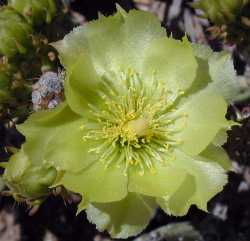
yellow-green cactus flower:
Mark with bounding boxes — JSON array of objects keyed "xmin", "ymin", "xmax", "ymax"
[
  {"xmin": 193, "ymin": 0, "xmax": 249, "ymax": 25},
  {"xmin": 8, "ymin": 0, "xmax": 57, "ymax": 26},
  {"xmin": 0, "ymin": 7, "xmax": 32, "ymax": 57},
  {"xmin": 5, "ymin": 8, "xmax": 240, "ymax": 238}
]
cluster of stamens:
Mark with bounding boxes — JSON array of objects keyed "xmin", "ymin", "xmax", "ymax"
[{"xmin": 80, "ymin": 69, "xmax": 187, "ymax": 176}]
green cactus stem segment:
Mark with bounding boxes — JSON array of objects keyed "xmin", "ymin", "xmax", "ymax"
[{"xmin": 80, "ymin": 69, "xmax": 187, "ymax": 176}]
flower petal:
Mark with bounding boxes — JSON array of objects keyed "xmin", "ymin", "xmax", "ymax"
[
  {"xmin": 157, "ymin": 150, "xmax": 227, "ymax": 216},
  {"xmin": 58, "ymin": 8, "xmax": 165, "ymax": 116},
  {"xmin": 54, "ymin": 8, "xmax": 165, "ymax": 74},
  {"xmin": 64, "ymin": 53, "xmax": 103, "ymax": 117},
  {"xmin": 58, "ymin": 162, "xmax": 128, "ymax": 203},
  {"xmin": 18, "ymin": 103, "xmax": 78, "ymax": 166},
  {"xmin": 172, "ymin": 87, "xmax": 229, "ymax": 156},
  {"xmin": 18, "ymin": 104, "xmax": 96, "ymax": 172},
  {"xmin": 142, "ymin": 36, "xmax": 197, "ymax": 93},
  {"xmin": 184, "ymin": 44, "xmax": 211, "ymax": 96},
  {"xmin": 20, "ymin": 102, "xmax": 77, "ymax": 126},
  {"xmin": 208, "ymin": 51, "xmax": 243, "ymax": 102},
  {"xmin": 86, "ymin": 193, "xmax": 156, "ymax": 239},
  {"xmin": 191, "ymin": 43, "xmax": 244, "ymax": 102},
  {"xmin": 128, "ymin": 162, "xmax": 186, "ymax": 198},
  {"xmin": 199, "ymin": 144, "xmax": 231, "ymax": 171},
  {"xmin": 43, "ymin": 118, "xmax": 99, "ymax": 172},
  {"xmin": 157, "ymin": 175, "xmax": 195, "ymax": 216}
]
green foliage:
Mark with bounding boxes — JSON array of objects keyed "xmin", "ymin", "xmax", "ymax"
[
  {"xmin": 194, "ymin": 0, "xmax": 250, "ymax": 49},
  {"xmin": 0, "ymin": 7, "xmax": 32, "ymax": 58},
  {"xmin": 0, "ymin": 0, "xmax": 66, "ymax": 121},
  {"xmin": 193, "ymin": 0, "xmax": 249, "ymax": 25},
  {"xmin": 9, "ymin": 0, "xmax": 57, "ymax": 26},
  {"xmin": 3, "ymin": 7, "xmax": 240, "ymax": 238},
  {"xmin": 0, "ymin": 71, "xmax": 11, "ymax": 102}
]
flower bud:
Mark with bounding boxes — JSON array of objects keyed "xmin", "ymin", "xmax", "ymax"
[
  {"xmin": 0, "ymin": 7, "xmax": 32, "ymax": 57},
  {"xmin": 3, "ymin": 149, "xmax": 57, "ymax": 201},
  {"xmin": 9, "ymin": 0, "xmax": 57, "ymax": 26}
]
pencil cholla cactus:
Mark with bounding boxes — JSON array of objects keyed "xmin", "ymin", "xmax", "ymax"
[
  {"xmin": 8, "ymin": 0, "xmax": 57, "ymax": 26},
  {"xmin": 2, "ymin": 7, "xmax": 241, "ymax": 238},
  {"xmin": 0, "ymin": 7, "xmax": 32, "ymax": 57}
]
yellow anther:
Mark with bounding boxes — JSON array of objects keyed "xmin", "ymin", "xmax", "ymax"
[
  {"xmin": 164, "ymin": 143, "xmax": 170, "ymax": 149},
  {"xmin": 139, "ymin": 170, "xmax": 144, "ymax": 176},
  {"xmin": 129, "ymin": 159, "xmax": 134, "ymax": 165},
  {"xmin": 82, "ymin": 136, "xmax": 88, "ymax": 141},
  {"xmin": 123, "ymin": 172, "xmax": 128, "ymax": 177}
]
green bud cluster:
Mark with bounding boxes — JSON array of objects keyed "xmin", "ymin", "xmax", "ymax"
[
  {"xmin": 8, "ymin": 0, "xmax": 57, "ymax": 26},
  {"xmin": 193, "ymin": 0, "xmax": 249, "ymax": 25},
  {"xmin": 0, "ymin": 7, "xmax": 32, "ymax": 58}
]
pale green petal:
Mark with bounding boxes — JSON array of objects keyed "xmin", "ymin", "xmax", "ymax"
[
  {"xmin": 128, "ymin": 162, "xmax": 186, "ymax": 198},
  {"xmin": 192, "ymin": 43, "xmax": 213, "ymax": 60},
  {"xmin": 52, "ymin": 12, "xmax": 124, "ymax": 71},
  {"xmin": 200, "ymin": 144, "xmax": 231, "ymax": 171},
  {"xmin": 86, "ymin": 193, "xmax": 156, "ymax": 239},
  {"xmin": 64, "ymin": 53, "xmax": 103, "ymax": 117},
  {"xmin": 19, "ymin": 102, "xmax": 78, "ymax": 127},
  {"xmin": 43, "ymin": 118, "xmax": 99, "ymax": 172},
  {"xmin": 18, "ymin": 103, "xmax": 78, "ymax": 165},
  {"xmin": 17, "ymin": 104, "xmax": 69, "ymax": 166},
  {"xmin": 212, "ymin": 128, "xmax": 229, "ymax": 146},
  {"xmin": 18, "ymin": 104, "xmax": 95, "ymax": 172},
  {"xmin": 185, "ymin": 44, "xmax": 211, "ymax": 95},
  {"xmin": 158, "ymin": 150, "xmax": 227, "ymax": 216},
  {"xmin": 157, "ymin": 175, "xmax": 195, "ymax": 216},
  {"xmin": 56, "ymin": 9, "xmax": 165, "ymax": 115},
  {"xmin": 192, "ymin": 44, "xmax": 244, "ymax": 102},
  {"xmin": 208, "ymin": 51, "xmax": 243, "ymax": 102},
  {"xmin": 54, "ymin": 8, "xmax": 165, "ymax": 74},
  {"xmin": 58, "ymin": 162, "xmax": 128, "ymax": 203},
  {"xmin": 142, "ymin": 36, "xmax": 197, "ymax": 93},
  {"xmin": 172, "ymin": 87, "xmax": 229, "ymax": 156}
]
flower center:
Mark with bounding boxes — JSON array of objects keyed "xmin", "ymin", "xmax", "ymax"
[
  {"xmin": 81, "ymin": 69, "xmax": 187, "ymax": 175},
  {"xmin": 126, "ymin": 117, "xmax": 150, "ymax": 139}
]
